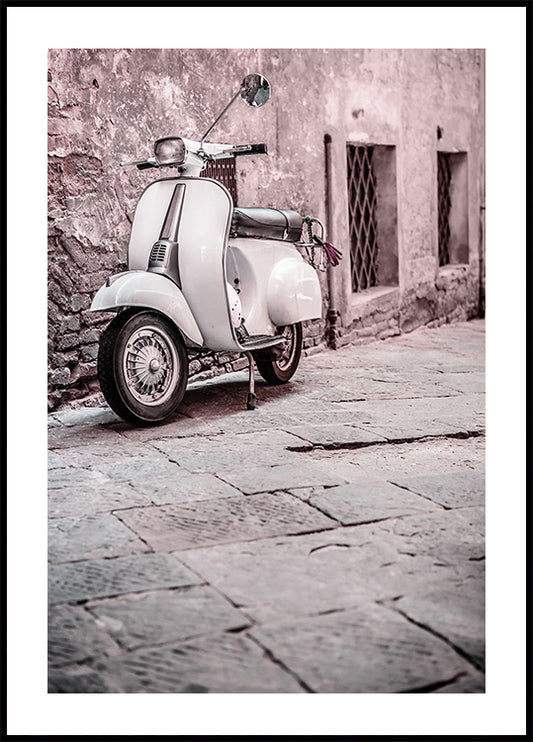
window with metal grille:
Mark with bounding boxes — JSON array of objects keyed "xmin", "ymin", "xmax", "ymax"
[
  {"xmin": 201, "ymin": 158, "xmax": 238, "ymax": 205},
  {"xmin": 347, "ymin": 145, "xmax": 378, "ymax": 292},
  {"xmin": 436, "ymin": 151, "xmax": 469, "ymax": 267},
  {"xmin": 346, "ymin": 144, "xmax": 398, "ymax": 293},
  {"xmin": 438, "ymin": 152, "xmax": 452, "ymax": 266}
]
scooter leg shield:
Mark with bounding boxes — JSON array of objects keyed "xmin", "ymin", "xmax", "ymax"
[
  {"xmin": 267, "ymin": 257, "xmax": 322, "ymax": 326},
  {"xmin": 90, "ymin": 271, "xmax": 203, "ymax": 347}
]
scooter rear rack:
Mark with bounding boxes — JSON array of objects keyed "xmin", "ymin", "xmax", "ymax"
[{"xmin": 296, "ymin": 216, "xmax": 328, "ymax": 271}]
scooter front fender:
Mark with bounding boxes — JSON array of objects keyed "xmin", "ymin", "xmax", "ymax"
[
  {"xmin": 90, "ymin": 271, "xmax": 203, "ymax": 347},
  {"xmin": 267, "ymin": 257, "xmax": 322, "ymax": 326}
]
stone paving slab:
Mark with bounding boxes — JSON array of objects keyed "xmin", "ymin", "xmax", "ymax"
[
  {"xmin": 336, "ymin": 348, "xmax": 479, "ymax": 371},
  {"xmin": 87, "ymin": 457, "xmax": 243, "ymax": 505},
  {"xmin": 48, "ymin": 486, "xmax": 151, "ymax": 520},
  {"xmin": 48, "ymin": 450, "xmax": 68, "ymax": 469},
  {"xmin": 299, "ymin": 436, "xmax": 484, "ymax": 485},
  {"xmin": 52, "ymin": 407, "xmax": 120, "ymax": 428},
  {"xmin": 389, "ymin": 470, "xmax": 485, "ymax": 509},
  {"xmin": 360, "ymin": 419, "xmax": 471, "ymax": 441},
  {"xmin": 48, "ymin": 513, "xmax": 149, "ymax": 564},
  {"xmin": 115, "ymin": 414, "xmax": 226, "ymax": 442},
  {"xmin": 390, "ymin": 505, "xmax": 485, "ymax": 563},
  {"xmin": 49, "ymin": 669, "xmax": 114, "ymax": 693},
  {"xmin": 48, "ymin": 469, "xmax": 151, "ymax": 518},
  {"xmin": 132, "ymin": 472, "xmax": 243, "ymax": 506},
  {"xmin": 218, "ymin": 461, "xmax": 347, "ymax": 494},
  {"xmin": 151, "ymin": 383, "xmax": 311, "ymax": 436},
  {"xmin": 178, "ymin": 531, "xmax": 374, "ymax": 624},
  {"xmin": 49, "ymin": 604, "xmax": 119, "ymax": 666},
  {"xmin": 117, "ymin": 493, "xmax": 336, "ymax": 552},
  {"xmin": 336, "ymin": 394, "xmax": 485, "ymax": 431},
  {"xmin": 88, "ymin": 586, "xmax": 250, "ymax": 650},
  {"xmin": 292, "ymin": 480, "xmax": 440, "ymax": 525},
  {"xmin": 352, "ymin": 368, "xmax": 459, "ymax": 384},
  {"xmin": 283, "ymin": 423, "xmax": 388, "ymax": 448},
  {"xmin": 322, "ymin": 398, "xmax": 485, "ymax": 442},
  {"xmin": 295, "ymin": 376, "xmax": 461, "ymax": 403},
  {"xmin": 93, "ymin": 633, "xmax": 305, "ymax": 693},
  {"xmin": 48, "ymin": 468, "xmax": 111, "ymax": 490},
  {"xmin": 251, "ymin": 601, "xmax": 472, "ymax": 693},
  {"xmin": 275, "ymin": 405, "xmax": 379, "ymax": 429},
  {"xmin": 48, "ymin": 424, "xmax": 126, "ymax": 449},
  {"xmin": 179, "ymin": 508, "xmax": 484, "ymax": 625},
  {"xmin": 434, "ymin": 672, "xmax": 485, "ymax": 693},
  {"xmin": 214, "ymin": 409, "xmax": 311, "ymax": 436},
  {"xmin": 432, "ymin": 372, "xmax": 485, "ymax": 395},
  {"xmin": 179, "ymin": 401, "xmax": 373, "ymax": 436},
  {"xmin": 48, "ymin": 552, "xmax": 202, "ymax": 605},
  {"xmin": 428, "ymin": 363, "xmax": 485, "ymax": 374},
  {"xmin": 151, "ymin": 429, "xmax": 305, "ymax": 473},
  {"xmin": 89, "ymin": 456, "xmax": 185, "ymax": 483},
  {"xmin": 46, "ymin": 440, "xmax": 155, "ymax": 469},
  {"xmin": 394, "ymin": 579, "xmax": 485, "ymax": 670}
]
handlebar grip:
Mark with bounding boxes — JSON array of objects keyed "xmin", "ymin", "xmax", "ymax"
[
  {"xmin": 137, "ymin": 161, "xmax": 156, "ymax": 170},
  {"xmin": 232, "ymin": 143, "xmax": 268, "ymax": 156},
  {"xmin": 248, "ymin": 143, "xmax": 268, "ymax": 155}
]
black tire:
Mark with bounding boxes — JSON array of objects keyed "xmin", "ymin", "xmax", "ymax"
[
  {"xmin": 97, "ymin": 309, "xmax": 188, "ymax": 426},
  {"xmin": 254, "ymin": 323, "xmax": 303, "ymax": 385}
]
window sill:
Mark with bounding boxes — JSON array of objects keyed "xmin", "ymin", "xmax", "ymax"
[
  {"xmin": 349, "ymin": 285, "xmax": 399, "ymax": 323},
  {"xmin": 438, "ymin": 263, "xmax": 469, "ymax": 275}
]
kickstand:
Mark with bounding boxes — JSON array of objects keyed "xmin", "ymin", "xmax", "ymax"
[{"xmin": 244, "ymin": 352, "xmax": 256, "ymax": 410}]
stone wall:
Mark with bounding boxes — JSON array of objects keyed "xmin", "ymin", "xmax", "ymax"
[{"xmin": 48, "ymin": 48, "xmax": 484, "ymax": 410}]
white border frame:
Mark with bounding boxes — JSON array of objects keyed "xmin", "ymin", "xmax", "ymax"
[{"xmin": 6, "ymin": 5, "xmax": 526, "ymax": 737}]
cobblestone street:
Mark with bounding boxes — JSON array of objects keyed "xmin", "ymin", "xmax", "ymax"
[{"xmin": 48, "ymin": 319, "xmax": 485, "ymax": 693}]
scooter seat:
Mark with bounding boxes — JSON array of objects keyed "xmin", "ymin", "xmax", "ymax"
[{"xmin": 231, "ymin": 207, "xmax": 302, "ymax": 242}]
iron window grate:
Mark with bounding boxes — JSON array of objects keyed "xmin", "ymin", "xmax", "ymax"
[
  {"xmin": 201, "ymin": 158, "xmax": 238, "ymax": 205},
  {"xmin": 438, "ymin": 152, "xmax": 452, "ymax": 266},
  {"xmin": 346, "ymin": 145, "xmax": 379, "ymax": 292}
]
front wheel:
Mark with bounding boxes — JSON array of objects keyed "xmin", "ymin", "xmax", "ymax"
[
  {"xmin": 97, "ymin": 309, "xmax": 188, "ymax": 426},
  {"xmin": 254, "ymin": 323, "xmax": 303, "ymax": 384}
]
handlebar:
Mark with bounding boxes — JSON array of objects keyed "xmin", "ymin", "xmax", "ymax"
[
  {"xmin": 209, "ymin": 143, "xmax": 268, "ymax": 161},
  {"xmin": 122, "ymin": 142, "xmax": 268, "ymax": 171},
  {"xmin": 137, "ymin": 161, "xmax": 157, "ymax": 170}
]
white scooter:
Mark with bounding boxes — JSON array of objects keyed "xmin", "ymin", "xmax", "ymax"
[{"xmin": 91, "ymin": 74, "xmax": 341, "ymax": 426}]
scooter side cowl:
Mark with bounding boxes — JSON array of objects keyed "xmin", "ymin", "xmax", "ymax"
[
  {"xmin": 90, "ymin": 271, "xmax": 204, "ymax": 347},
  {"xmin": 267, "ymin": 257, "xmax": 322, "ymax": 326}
]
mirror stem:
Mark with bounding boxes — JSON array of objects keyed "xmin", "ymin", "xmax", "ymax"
[{"xmin": 200, "ymin": 87, "xmax": 244, "ymax": 145}]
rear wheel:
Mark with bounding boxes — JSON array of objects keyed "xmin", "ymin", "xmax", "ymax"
[
  {"xmin": 254, "ymin": 323, "xmax": 303, "ymax": 384},
  {"xmin": 97, "ymin": 309, "xmax": 188, "ymax": 426}
]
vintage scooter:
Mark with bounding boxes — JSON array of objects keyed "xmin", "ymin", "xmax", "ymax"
[{"xmin": 90, "ymin": 74, "xmax": 341, "ymax": 426}]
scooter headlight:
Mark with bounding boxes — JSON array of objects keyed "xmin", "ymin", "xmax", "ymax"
[{"xmin": 154, "ymin": 137, "xmax": 186, "ymax": 166}]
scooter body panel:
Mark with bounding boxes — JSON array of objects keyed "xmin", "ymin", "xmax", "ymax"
[
  {"xmin": 176, "ymin": 178, "xmax": 237, "ymax": 351},
  {"xmin": 90, "ymin": 271, "xmax": 204, "ymax": 347},
  {"xmin": 126, "ymin": 176, "xmax": 240, "ymax": 352},
  {"xmin": 267, "ymin": 256, "xmax": 322, "ymax": 326},
  {"xmin": 227, "ymin": 238, "xmax": 322, "ymax": 332},
  {"xmin": 128, "ymin": 179, "xmax": 179, "ymax": 270}
]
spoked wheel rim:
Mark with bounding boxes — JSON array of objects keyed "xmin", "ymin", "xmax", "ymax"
[
  {"xmin": 122, "ymin": 325, "xmax": 178, "ymax": 406},
  {"xmin": 276, "ymin": 325, "xmax": 298, "ymax": 371}
]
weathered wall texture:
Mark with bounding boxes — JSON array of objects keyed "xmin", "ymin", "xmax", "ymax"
[{"xmin": 48, "ymin": 48, "xmax": 485, "ymax": 410}]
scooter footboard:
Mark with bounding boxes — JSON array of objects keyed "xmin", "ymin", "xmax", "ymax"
[
  {"xmin": 90, "ymin": 271, "xmax": 203, "ymax": 347},
  {"xmin": 267, "ymin": 257, "xmax": 322, "ymax": 326}
]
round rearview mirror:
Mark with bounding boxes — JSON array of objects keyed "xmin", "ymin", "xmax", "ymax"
[{"xmin": 240, "ymin": 73, "xmax": 271, "ymax": 107}]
